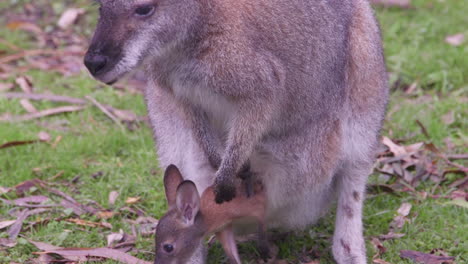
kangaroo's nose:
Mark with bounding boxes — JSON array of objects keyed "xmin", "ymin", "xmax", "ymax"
[{"xmin": 84, "ymin": 53, "xmax": 108, "ymax": 75}]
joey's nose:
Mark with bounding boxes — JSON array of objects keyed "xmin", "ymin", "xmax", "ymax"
[{"xmin": 84, "ymin": 53, "xmax": 108, "ymax": 75}]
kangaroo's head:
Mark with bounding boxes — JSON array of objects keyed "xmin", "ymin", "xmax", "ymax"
[
  {"xmin": 154, "ymin": 165, "xmax": 207, "ymax": 264},
  {"xmin": 84, "ymin": 0, "xmax": 199, "ymax": 84}
]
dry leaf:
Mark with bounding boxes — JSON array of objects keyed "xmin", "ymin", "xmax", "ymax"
[
  {"xmin": 34, "ymin": 247, "xmax": 151, "ymax": 264},
  {"xmin": 0, "ymin": 82, "xmax": 14, "ymax": 92},
  {"xmin": 15, "ymin": 76, "xmax": 33, "ymax": 93},
  {"xmin": 0, "ymin": 105, "xmax": 85, "ymax": 122},
  {"xmin": 125, "ymin": 197, "xmax": 141, "ymax": 204},
  {"xmin": 372, "ymin": 258, "xmax": 391, "ymax": 264},
  {"xmin": 57, "ymin": 8, "xmax": 86, "ymax": 29},
  {"xmin": 371, "ymin": 237, "xmax": 387, "ymax": 257},
  {"xmin": 7, "ymin": 21, "xmax": 46, "ymax": 46},
  {"xmin": 107, "ymin": 229, "xmax": 125, "ymax": 247},
  {"xmin": 382, "ymin": 136, "xmax": 407, "ymax": 157},
  {"xmin": 109, "ymin": 191, "xmax": 119, "ymax": 205},
  {"xmin": 65, "ymin": 218, "xmax": 112, "ymax": 229},
  {"xmin": 0, "ymin": 238, "xmax": 17, "ymax": 248},
  {"xmin": 441, "ymin": 111, "xmax": 455, "ymax": 125},
  {"xmin": 38, "ymin": 131, "xmax": 51, "ymax": 142},
  {"xmin": 445, "ymin": 33, "xmax": 465, "ymax": 46},
  {"xmin": 400, "ymin": 250, "xmax": 454, "ymax": 264},
  {"xmin": 0, "ymin": 186, "xmax": 11, "ymax": 194},
  {"xmin": 8, "ymin": 208, "xmax": 50, "ymax": 240},
  {"xmin": 20, "ymin": 99, "xmax": 38, "ymax": 113},
  {"xmin": 29, "ymin": 240, "xmax": 63, "ymax": 251},
  {"xmin": 378, "ymin": 232, "xmax": 405, "ymax": 240},
  {"xmin": 370, "ymin": 0, "xmax": 411, "ymax": 8},
  {"xmin": 0, "ymin": 220, "xmax": 16, "ymax": 230},
  {"xmin": 97, "ymin": 211, "xmax": 116, "ymax": 219},
  {"xmin": 397, "ymin": 203, "xmax": 412, "ymax": 216}
]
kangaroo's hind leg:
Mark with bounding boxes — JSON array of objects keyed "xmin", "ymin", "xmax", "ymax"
[{"xmin": 332, "ymin": 162, "xmax": 371, "ymax": 264}]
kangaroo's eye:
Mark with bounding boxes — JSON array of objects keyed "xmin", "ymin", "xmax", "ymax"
[
  {"xmin": 163, "ymin": 243, "xmax": 174, "ymax": 253},
  {"xmin": 135, "ymin": 5, "xmax": 155, "ymax": 17}
]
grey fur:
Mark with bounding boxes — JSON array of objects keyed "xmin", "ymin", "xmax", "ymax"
[{"xmin": 85, "ymin": 0, "xmax": 388, "ymax": 263}]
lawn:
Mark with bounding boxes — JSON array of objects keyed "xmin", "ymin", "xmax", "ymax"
[{"xmin": 0, "ymin": 0, "xmax": 467, "ymax": 263}]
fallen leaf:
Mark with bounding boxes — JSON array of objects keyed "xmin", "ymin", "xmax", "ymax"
[
  {"xmin": 15, "ymin": 76, "xmax": 34, "ymax": 93},
  {"xmin": 8, "ymin": 208, "xmax": 50, "ymax": 240},
  {"xmin": 29, "ymin": 240, "xmax": 63, "ymax": 251},
  {"xmin": 109, "ymin": 191, "xmax": 119, "ymax": 205},
  {"xmin": 397, "ymin": 203, "xmax": 412, "ymax": 216},
  {"xmin": 7, "ymin": 21, "xmax": 46, "ymax": 46},
  {"xmin": 370, "ymin": 0, "xmax": 411, "ymax": 8},
  {"xmin": 400, "ymin": 250, "xmax": 454, "ymax": 264},
  {"xmin": 1, "ymin": 195, "xmax": 51, "ymax": 208},
  {"xmin": 441, "ymin": 111, "xmax": 455, "ymax": 126},
  {"xmin": 107, "ymin": 229, "xmax": 125, "ymax": 247},
  {"xmin": 14, "ymin": 178, "xmax": 41, "ymax": 195},
  {"xmin": 378, "ymin": 232, "xmax": 405, "ymax": 240},
  {"xmin": 382, "ymin": 136, "xmax": 407, "ymax": 157},
  {"xmin": 97, "ymin": 211, "xmax": 116, "ymax": 219},
  {"xmin": 125, "ymin": 197, "xmax": 141, "ymax": 204},
  {"xmin": 0, "ymin": 105, "xmax": 85, "ymax": 122},
  {"xmin": 65, "ymin": 218, "xmax": 112, "ymax": 229},
  {"xmin": 390, "ymin": 203, "xmax": 412, "ymax": 230},
  {"xmin": 0, "ymin": 186, "xmax": 11, "ymax": 194},
  {"xmin": 0, "ymin": 82, "xmax": 14, "ymax": 92},
  {"xmin": 34, "ymin": 247, "xmax": 152, "ymax": 264},
  {"xmin": 371, "ymin": 237, "xmax": 387, "ymax": 257},
  {"xmin": 57, "ymin": 8, "xmax": 86, "ymax": 29},
  {"xmin": 0, "ymin": 220, "xmax": 16, "ymax": 230},
  {"xmin": 20, "ymin": 99, "xmax": 38, "ymax": 113},
  {"xmin": 0, "ymin": 238, "xmax": 17, "ymax": 248},
  {"xmin": 38, "ymin": 131, "xmax": 51, "ymax": 142},
  {"xmin": 373, "ymin": 259, "xmax": 393, "ymax": 264},
  {"xmin": 445, "ymin": 33, "xmax": 465, "ymax": 46},
  {"xmin": 444, "ymin": 199, "xmax": 468, "ymax": 209}
]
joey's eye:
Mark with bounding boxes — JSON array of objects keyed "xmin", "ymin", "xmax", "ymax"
[
  {"xmin": 163, "ymin": 244, "xmax": 174, "ymax": 253},
  {"xmin": 135, "ymin": 5, "xmax": 155, "ymax": 17}
]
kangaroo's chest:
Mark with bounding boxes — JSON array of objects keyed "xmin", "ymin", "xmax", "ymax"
[{"xmin": 170, "ymin": 76, "xmax": 237, "ymax": 136}]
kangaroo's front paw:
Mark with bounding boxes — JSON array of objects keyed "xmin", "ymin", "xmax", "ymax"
[{"xmin": 214, "ymin": 176, "xmax": 236, "ymax": 204}]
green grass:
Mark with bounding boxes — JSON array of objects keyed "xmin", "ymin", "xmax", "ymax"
[{"xmin": 1, "ymin": 0, "xmax": 467, "ymax": 263}]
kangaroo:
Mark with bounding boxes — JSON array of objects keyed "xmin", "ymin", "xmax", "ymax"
[
  {"xmin": 155, "ymin": 165, "xmax": 267, "ymax": 264},
  {"xmin": 84, "ymin": 0, "xmax": 388, "ymax": 263}
]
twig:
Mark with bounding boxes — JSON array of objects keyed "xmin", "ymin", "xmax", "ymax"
[
  {"xmin": 0, "ymin": 105, "xmax": 85, "ymax": 122},
  {"xmin": 370, "ymin": 0, "xmax": 412, "ymax": 8},
  {"xmin": 0, "ymin": 38, "xmax": 21, "ymax": 51},
  {"xmin": 0, "ymin": 49, "xmax": 83, "ymax": 64},
  {"xmin": 85, "ymin": 96, "xmax": 125, "ymax": 130},
  {"xmin": 1, "ymin": 92, "xmax": 87, "ymax": 105},
  {"xmin": 1, "ymin": 92, "xmax": 142, "ymax": 122}
]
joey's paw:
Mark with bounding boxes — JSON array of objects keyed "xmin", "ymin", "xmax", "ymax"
[{"xmin": 214, "ymin": 178, "xmax": 236, "ymax": 204}]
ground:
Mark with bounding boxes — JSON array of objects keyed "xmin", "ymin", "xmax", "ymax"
[{"xmin": 0, "ymin": 0, "xmax": 466, "ymax": 263}]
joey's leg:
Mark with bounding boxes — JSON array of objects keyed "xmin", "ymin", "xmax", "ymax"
[
  {"xmin": 332, "ymin": 164, "xmax": 369, "ymax": 264},
  {"xmin": 214, "ymin": 96, "xmax": 276, "ymax": 203},
  {"xmin": 257, "ymin": 223, "xmax": 270, "ymax": 261},
  {"xmin": 189, "ymin": 106, "xmax": 223, "ymax": 169},
  {"xmin": 216, "ymin": 225, "xmax": 241, "ymax": 264},
  {"xmin": 238, "ymin": 162, "xmax": 255, "ymax": 197}
]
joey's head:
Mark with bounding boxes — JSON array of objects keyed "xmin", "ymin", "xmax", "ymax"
[
  {"xmin": 84, "ymin": 0, "xmax": 200, "ymax": 84},
  {"xmin": 154, "ymin": 165, "xmax": 207, "ymax": 264}
]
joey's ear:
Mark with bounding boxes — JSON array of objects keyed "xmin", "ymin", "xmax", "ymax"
[
  {"xmin": 175, "ymin": 180, "xmax": 200, "ymax": 226},
  {"xmin": 164, "ymin": 165, "xmax": 184, "ymax": 206}
]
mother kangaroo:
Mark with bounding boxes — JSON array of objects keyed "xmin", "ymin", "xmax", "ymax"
[{"xmin": 84, "ymin": 0, "xmax": 388, "ymax": 263}]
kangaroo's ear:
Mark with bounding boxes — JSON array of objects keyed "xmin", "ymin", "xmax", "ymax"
[
  {"xmin": 163, "ymin": 165, "xmax": 184, "ymax": 207},
  {"xmin": 176, "ymin": 180, "xmax": 200, "ymax": 226}
]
